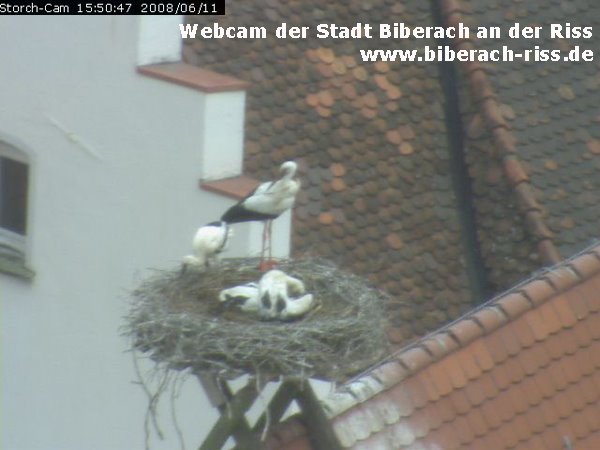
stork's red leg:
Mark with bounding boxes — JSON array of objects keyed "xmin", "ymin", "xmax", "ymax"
[
  {"xmin": 261, "ymin": 221, "xmax": 268, "ymax": 263},
  {"xmin": 259, "ymin": 220, "xmax": 276, "ymax": 271},
  {"xmin": 268, "ymin": 220, "xmax": 273, "ymax": 262}
]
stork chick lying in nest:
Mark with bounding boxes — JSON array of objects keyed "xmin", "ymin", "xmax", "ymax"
[{"xmin": 219, "ymin": 270, "xmax": 316, "ymax": 320}]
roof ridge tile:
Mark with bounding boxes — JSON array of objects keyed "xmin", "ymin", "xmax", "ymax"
[{"xmin": 566, "ymin": 252, "xmax": 600, "ymax": 280}]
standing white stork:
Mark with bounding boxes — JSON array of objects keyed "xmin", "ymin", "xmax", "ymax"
[
  {"xmin": 181, "ymin": 221, "xmax": 230, "ymax": 271},
  {"xmin": 221, "ymin": 161, "xmax": 300, "ymax": 270}
]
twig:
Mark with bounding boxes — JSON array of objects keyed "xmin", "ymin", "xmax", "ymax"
[
  {"xmin": 170, "ymin": 371, "xmax": 188, "ymax": 450},
  {"xmin": 131, "ymin": 349, "xmax": 166, "ymax": 448}
]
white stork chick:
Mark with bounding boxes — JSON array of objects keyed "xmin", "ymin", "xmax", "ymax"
[
  {"xmin": 257, "ymin": 269, "xmax": 310, "ymax": 319},
  {"xmin": 182, "ymin": 221, "xmax": 230, "ymax": 271},
  {"xmin": 218, "ymin": 282, "xmax": 260, "ymax": 313},
  {"xmin": 279, "ymin": 293, "xmax": 315, "ymax": 320},
  {"xmin": 221, "ymin": 161, "xmax": 300, "ymax": 270}
]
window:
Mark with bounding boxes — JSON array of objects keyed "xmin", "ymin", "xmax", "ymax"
[{"xmin": 0, "ymin": 140, "xmax": 33, "ymax": 279}]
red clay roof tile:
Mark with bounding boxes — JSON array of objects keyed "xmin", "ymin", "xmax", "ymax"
[
  {"xmin": 547, "ymin": 360, "xmax": 569, "ymax": 392},
  {"xmin": 506, "ymin": 384, "xmax": 530, "ymax": 415},
  {"xmin": 370, "ymin": 361, "xmax": 410, "ymax": 389},
  {"xmin": 388, "ymin": 384, "xmax": 416, "ymax": 418},
  {"xmin": 495, "ymin": 293, "xmax": 532, "ymax": 319},
  {"xmin": 463, "ymin": 376, "xmax": 488, "ymax": 407},
  {"xmin": 484, "ymin": 332, "xmax": 510, "ymax": 365},
  {"xmin": 569, "ymin": 286, "xmax": 594, "ymax": 320},
  {"xmin": 524, "ymin": 434, "xmax": 548, "ymax": 450},
  {"xmin": 550, "ymin": 295, "xmax": 578, "ymax": 328},
  {"xmin": 480, "ymin": 399, "xmax": 504, "ymax": 430},
  {"xmin": 336, "ymin": 407, "xmax": 374, "ymax": 443},
  {"xmin": 511, "ymin": 416, "xmax": 533, "ymax": 447},
  {"xmin": 447, "ymin": 319, "xmax": 484, "ymax": 346},
  {"xmin": 444, "ymin": 357, "xmax": 470, "ymax": 389},
  {"xmin": 465, "ymin": 408, "xmax": 490, "ymax": 438},
  {"xmin": 454, "ymin": 415, "xmax": 477, "ymax": 446},
  {"xmin": 500, "ymin": 324, "xmax": 522, "ymax": 357},
  {"xmin": 490, "ymin": 359, "xmax": 516, "ymax": 391},
  {"xmin": 536, "ymin": 301, "xmax": 564, "ymax": 336},
  {"xmin": 558, "ymin": 327, "xmax": 580, "ymax": 355},
  {"xmin": 578, "ymin": 376, "xmax": 599, "ymax": 407},
  {"xmin": 504, "ymin": 357, "xmax": 526, "ymax": 385},
  {"xmin": 585, "ymin": 312, "xmax": 600, "ymax": 340},
  {"xmin": 404, "ymin": 409, "xmax": 433, "ymax": 440},
  {"xmin": 448, "ymin": 389, "xmax": 471, "ymax": 415},
  {"xmin": 575, "ymin": 345, "xmax": 596, "ymax": 377},
  {"xmin": 501, "ymin": 421, "xmax": 521, "ymax": 448},
  {"xmin": 544, "ymin": 332, "xmax": 569, "ymax": 360},
  {"xmin": 387, "ymin": 420, "xmax": 418, "ymax": 447},
  {"xmin": 539, "ymin": 399, "xmax": 561, "ymax": 427},
  {"xmin": 469, "ymin": 340, "xmax": 496, "ymax": 372},
  {"xmin": 520, "ymin": 279, "xmax": 557, "ymax": 306},
  {"xmin": 510, "ymin": 320, "xmax": 536, "ymax": 349},
  {"xmin": 582, "ymin": 276, "xmax": 600, "ymax": 313},
  {"xmin": 543, "ymin": 266, "xmax": 580, "ymax": 293},
  {"xmin": 497, "ymin": 391, "xmax": 518, "ymax": 424},
  {"xmin": 419, "ymin": 371, "xmax": 441, "ymax": 403},
  {"xmin": 458, "ymin": 348, "xmax": 483, "ymax": 381},
  {"xmin": 524, "ymin": 406, "xmax": 546, "ymax": 434},
  {"xmin": 535, "ymin": 369, "xmax": 558, "ymax": 400},
  {"xmin": 567, "ymin": 253, "xmax": 600, "ymax": 280},
  {"xmin": 369, "ymin": 396, "xmax": 400, "ymax": 427},
  {"xmin": 397, "ymin": 347, "xmax": 434, "ymax": 373},
  {"xmin": 566, "ymin": 410, "xmax": 590, "ymax": 439},
  {"xmin": 590, "ymin": 341, "xmax": 600, "ymax": 369},
  {"xmin": 552, "ymin": 391, "xmax": 575, "ymax": 420},
  {"xmin": 520, "ymin": 376, "xmax": 545, "ymax": 407},
  {"xmin": 516, "ymin": 346, "xmax": 545, "ymax": 376},
  {"xmin": 570, "ymin": 318, "xmax": 594, "ymax": 347},
  {"xmin": 421, "ymin": 336, "xmax": 456, "ymax": 361},
  {"xmin": 523, "ymin": 309, "xmax": 553, "ymax": 342},
  {"xmin": 540, "ymin": 428, "xmax": 562, "ymax": 450},
  {"xmin": 592, "ymin": 369, "xmax": 600, "ymax": 392},
  {"xmin": 471, "ymin": 306, "xmax": 508, "ymax": 334},
  {"xmin": 426, "ymin": 364, "xmax": 454, "ymax": 398},
  {"xmin": 575, "ymin": 432, "xmax": 600, "ymax": 450},
  {"xmin": 554, "ymin": 418, "xmax": 576, "ymax": 445},
  {"xmin": 564, "ymin": 383, "xmax": 587, "ymax": 412},
  {"xmin": 428, "ymin": 422, "xmax": 462, "ymax": 450},
  {"xmin": 434, "ymin": 395, "xmax": 458, "ymax": 425},
  {"xmin": 479, "ymin": 372, "xmax": 501, "ymax": 401}
]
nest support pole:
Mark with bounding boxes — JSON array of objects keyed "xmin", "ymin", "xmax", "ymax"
[{"xmin": 196, "ymin": 373, "xmax": 341, "ymax": 450}]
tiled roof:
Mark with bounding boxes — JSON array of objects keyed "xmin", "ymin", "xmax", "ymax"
[
  {"xmin": 449, "ymin": 0, "xmax": 600, "ymax": 288},
  {"xmin": 184, "ymin": 2, "xmax": 473, "ymax": 344},
  {"xmin": 184, "ymin": 0, "xmax": 599, "ymax": 346},
  {"xmin": 268, "ymin": 242, "xmax": 600, "ymax": 449}
]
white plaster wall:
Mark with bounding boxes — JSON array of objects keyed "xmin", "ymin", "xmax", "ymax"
[
  {"xmin": 200, "ymin": 92, "xmax": 246, "ymax": 180},
  {"xmin": 0, "ymin": 16, "xmax": 290, "ymax": 450},
  {"xmin": 137, "ymin": 16, "xmax": 183, "ymax": 65}
]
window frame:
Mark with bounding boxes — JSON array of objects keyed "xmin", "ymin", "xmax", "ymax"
[{"xmin": 0, "ymin": 139, "xmax": 33, "ymax": 279}]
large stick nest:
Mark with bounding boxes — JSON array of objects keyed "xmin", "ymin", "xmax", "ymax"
[{"xmin": 124, "ymin": 258, "xmax": 389, "ymax": 381}]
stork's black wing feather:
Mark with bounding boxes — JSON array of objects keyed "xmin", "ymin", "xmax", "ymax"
[{"xmin": 221, "ymin": 203, "xmax": 277, "ymax": 223}]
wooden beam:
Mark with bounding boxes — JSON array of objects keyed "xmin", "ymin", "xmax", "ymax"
[
  {"xmin": 198, "ymin": 380, "xmax": 264, "ymax": 450},
  {"xmin": 291, "ymin": 379, "xmax": 342, "ymax": 450},
  {"xmin": 252, "ymin": 379, "xmax": 298, "ymax": 434}
]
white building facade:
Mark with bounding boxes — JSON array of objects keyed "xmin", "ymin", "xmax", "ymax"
[{"xmin": 0, "ymin": 16, "xmax": 292, "ymax": 450}]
